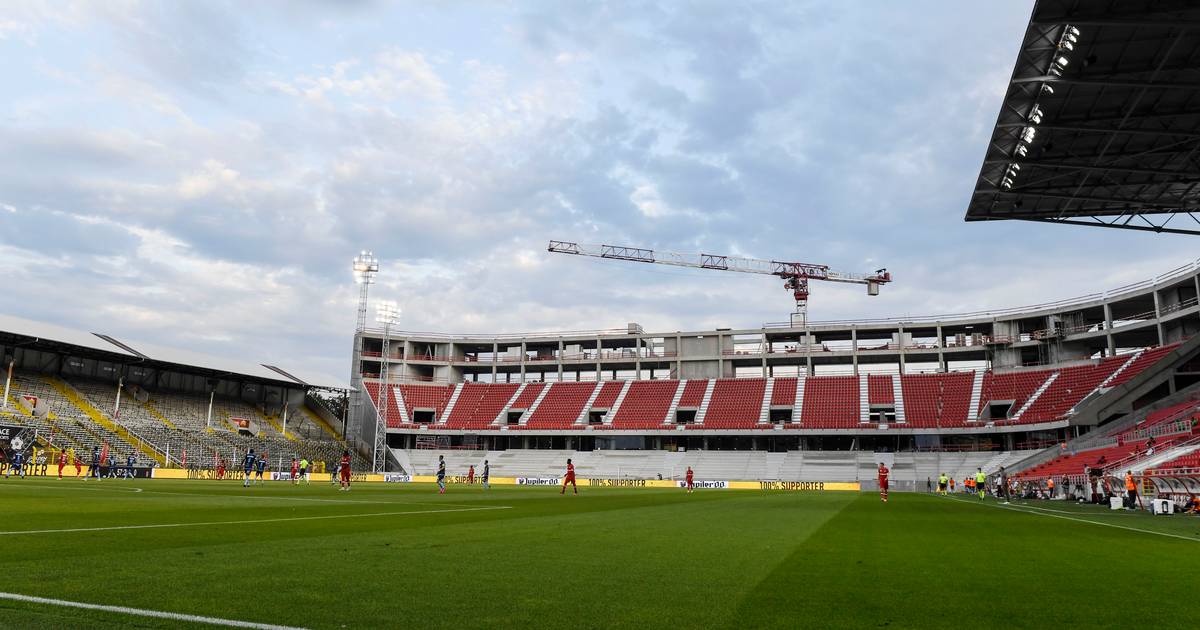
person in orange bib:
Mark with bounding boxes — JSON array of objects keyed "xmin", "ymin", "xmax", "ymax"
[
  {"xmin": 1124, "ymin": 471, "xmax": 1138, "ymax": 509},
  {"xmin": 1047, "ymin": 477, "xmax": 1056, "ymax": 499}
]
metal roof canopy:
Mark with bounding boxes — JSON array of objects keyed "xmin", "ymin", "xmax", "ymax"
[
  {"xmin": 0, "ymin": 312, "xmax": 346, "ymax": 390},
  {"xmin": 965, "ymin": 0, "xmax": 1200, "ymax": 235}
]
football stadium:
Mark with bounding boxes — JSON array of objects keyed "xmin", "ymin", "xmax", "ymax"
[{"xmin": 3, "ymin": 1, "xmax": 1200, "ymax": 629}]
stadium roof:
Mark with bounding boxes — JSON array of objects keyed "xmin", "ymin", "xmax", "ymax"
[
  {"xmin": 0, "ymin": 312, "xmax": 346, "ymax": 390},
  {"xmin": 965, "ymin": 0, "xmax": 1200, "ymax": 235}
]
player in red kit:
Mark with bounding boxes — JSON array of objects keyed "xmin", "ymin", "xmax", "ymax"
[
  {"xmin": 560, "ymin": 458, "xmax": 577, "ymax": 495},
  {"xmin": 290, "ymin": 457, "xmax": 300, "ymax": 484},
  {"xmin": 57, "ymin": 450, "xmax": 66, "ymax": 479},
  {"xmin": 338, "ymin": 450, "xmax": 352, "ymax": 491},
  {"xmin": 877, "ymin": 463, "xmax": 890, "ymax": 502},
  {"xmin": 467, "ymin": 465, "xmax": 475, "ymax": 484},
  {"xmin": 685, "ymin": 466, "xmax": 694, "ymax": 493}
]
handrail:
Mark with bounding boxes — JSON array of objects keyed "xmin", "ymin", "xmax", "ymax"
[{"xmin": 1104, "ymin": 435, "xmax": 1200, "ymax": 474}]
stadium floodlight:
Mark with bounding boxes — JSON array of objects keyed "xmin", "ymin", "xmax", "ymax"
[
  {"xmin": 376, "ymin": 300, "xmax": 401, "ymax": 327},
  {"xmin": 1067, "ymin": 26, "xmax": 1080, "ymax": 37},
  {"xmin": 352, "ymin": 250, "xmax": 379, "ymax": 285},
  {"xmin": 1055, "ymin": 56, "xmax": 1070, "ymax": 68},
  {"xmin": 1001, "ymin": 177, "xmax": 1014, "ymax": 189},
  {"xmin": 352, "ymin": 250, "xmax": 379, "ymax": 333},
  {"xmin": 1015, "ymin": 144, "xmax": 1029, "ymax": 157},
  {"xmin": 1021, "ymin": 126, "xmax": 1037, "ymax": 143},
  {"xmin": 1041, "ymin": 84, "xmax": 1055, "ymax": 96},
  {"xmin": 1058, "ymin": 40, "xmax": 1074, "ymax": 52},
  {"xmin": 1028, "ymin": 106, "xmax": 1043, "ymax": 124}
]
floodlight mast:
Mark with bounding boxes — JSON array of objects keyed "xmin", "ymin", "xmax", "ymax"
[
  {"xmin": 547, "ymin": 240, "xmax": 892, "ymax": 327},
  {"xmin": 350, "ymin": 250, "xmax": 379, "ymax": 467},
  {"xmin": 352, "ymin": 251, "xmax": 379, "ymax": 332},
  {"xmin": 373, "ymin": 300, "xmax": 401, "ymax": 474}
]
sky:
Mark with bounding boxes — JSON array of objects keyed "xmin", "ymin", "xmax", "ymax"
[{"xmin": 1, "ymin": 1, "xmax": 1197, "ymax": 386}]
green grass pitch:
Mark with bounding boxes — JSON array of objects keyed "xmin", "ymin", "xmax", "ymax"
[{"xmin": 0, "ymin": 479, "xmax": 1197, "ymax": 629}]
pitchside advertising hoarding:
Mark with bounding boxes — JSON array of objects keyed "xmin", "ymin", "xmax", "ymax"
[
  {"xmin": 0, "ymin": 423, "xmax": 34, "ymax": 476},
  {"xmin": 516, "ymin": 477, "xmax": 562, "ymax": 486}
]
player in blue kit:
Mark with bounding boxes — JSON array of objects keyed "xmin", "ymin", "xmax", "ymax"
[
  {"xmin": 242, "ymin": 448, "xmax": 257, "ymax": 487},
  {"xmin": 4, "ymin": 450, "xmax": 25, "ymax": 478},
  {"xmin": 436, "ymin": 455, "xmax": 446, "ymax": 494},
  {"xmin": 89, "ymin": 446, "xmax": 100, "ymax": 480},
  {"xmin": 254, "ymin": 454, "xmax": 268, "ymax": 484}
]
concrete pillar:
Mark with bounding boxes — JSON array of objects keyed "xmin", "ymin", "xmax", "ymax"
[
  {"xmin": 519, "ymin": 341, "xmax": 527, "ymax": 382},
  {"xmin": 1102, "ymin": 303, "xmax": 1115, "ymax": 355},
  {"xmin": 896, "ymin": 325, "xmax": 906, "ymax": 374},
  {"xmin": 936, "ymin": 324, "xmax": 946, "ymax": 372},
  {"xmin": 558, "ymin": 339, "xmax": 564, "ymax": 381},
  {"xmin": 631, "ymin": 336, "xmax": 639, "ymax": 380},
  {"xmin": 761, "ymin": 331, "xmax": 768, "ymax": 375},
  {"xmin": 851, "ymin": 328, "xmax": 858, "ymax": 376},
  {"xmin": 1153, "ymin": 289, "xmax": 1165, "ymax": 345}
]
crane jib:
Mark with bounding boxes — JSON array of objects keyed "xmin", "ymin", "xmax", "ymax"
[{"xmin": 546, "ymin": 239, "xmax": 891, "ymax": 326}]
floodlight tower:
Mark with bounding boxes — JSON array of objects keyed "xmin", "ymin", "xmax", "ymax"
[
  {"xmin": 373, "ymin": 300, "xmax": 401, "ymax": 474},
  {"xmin": 352, "ymin": 251, "xmax": 380, "ymax": 332},
  {"xmin": 349, "ymin": 250, "xmax": 379, "ymax": 461}
]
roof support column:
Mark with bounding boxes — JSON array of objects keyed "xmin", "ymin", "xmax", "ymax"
[
  {"xmin": 675, "ymin": 333, "xmax": 682, "ymax": 380},
  {"xmin": 805, "ymin": 331, "xmax": 814, "ymax": 377},
  {"xmin": 520, "ymin": 341, "xmax": 527, "ymax": 383},
  {"xmin": 936, "ymin": 324, "xmax": 946, "ymax": 372},
  {"xmin": 557, "ymin": 339, "xmax": 564, "ymax": 382},
  {"xmin": 896, "ymin": 325, "xmax": 906, "ymax": 375},
  {"xmin": 851, "ymin": 327, "xmax": 858, "ymax": 376},
  {"xmin": 634, "ymin": 335, "xmax": 641, "ymax": 380},
  {"xmin": 1153, "ymin": 290, "xmax": 1165, "ymax": 346},
  {"xmin": 761, "ymin": 331, "xmax": 768, "ymax": 376},
  {"xmin": 1102, "ymin": 303, "xmax": 1115, "ymax": 356}
]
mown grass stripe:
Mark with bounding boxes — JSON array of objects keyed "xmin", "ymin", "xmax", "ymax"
[
  {"xmin": 946, "ymin": 495, "xmax": 1200, "ymax": 542},
  {"xmin": 0, "ymin": 505, "xmax": 512, "ymax": 536}
]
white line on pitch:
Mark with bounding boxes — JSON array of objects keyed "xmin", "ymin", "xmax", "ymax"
[
  {"xmin": 946, "ymin": 496, "xmax": 1199, "ymax": 543},
  {"xmin": 0, "ymin": 591, "xmax": 306, "ymax": 629},
  {"xmin": 0, "ymin": 482, "xmax": 494, "ymax": 508},
  {"xmin": 0, "ymin": 505, "xmax": 512, "ymax": 536}
]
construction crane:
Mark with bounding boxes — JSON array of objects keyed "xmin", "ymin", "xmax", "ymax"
[{"xmin": 547, "ymin": 240, "xmax": 892, "ymax": 327}]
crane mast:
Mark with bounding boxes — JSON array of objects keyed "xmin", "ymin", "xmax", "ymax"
[{"xmin": 547, "ymin": 240, "xmax": 892, "ymax": 327}]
